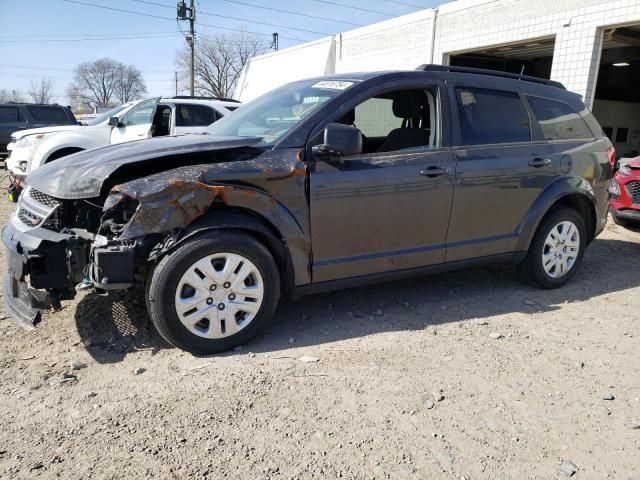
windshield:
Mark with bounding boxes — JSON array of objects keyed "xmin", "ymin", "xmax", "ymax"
[
  {"xmin": 86, "ymin": 104, "xmax": 129, "ymax": 126},
  {"xmin": 205, "ymin": 79, "xmax": 356, "ymax": 145}
]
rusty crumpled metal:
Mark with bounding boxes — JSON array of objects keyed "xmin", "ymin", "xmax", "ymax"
[
  {"xmin": 106, "ymin": 153, "xmax": 307, "ymax": 240},
  {"xmin": 102, "ymin": 150, "xmax": 312, "ymax": 286}
]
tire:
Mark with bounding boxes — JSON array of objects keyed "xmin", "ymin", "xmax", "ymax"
[
  {"xmin": 518, "ymin": 206, "xmax": 587, "ymax": 289},
  {"xmin": 147, "ymin": 231, "xmax": 280, "ymax": 354}
]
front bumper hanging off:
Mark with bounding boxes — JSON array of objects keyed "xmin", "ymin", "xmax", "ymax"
[{"xmin": 1, "ymin": 223, "xmax": 70, "ymax": 329}]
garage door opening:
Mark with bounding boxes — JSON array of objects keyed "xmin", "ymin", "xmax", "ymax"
[
  {"xmin": 448, "ymin": 36, "xmax": 555, "ymax": 79},
  {"xmin": 592, "ymin": 25, "xmax": 640, "ymax": 159}
]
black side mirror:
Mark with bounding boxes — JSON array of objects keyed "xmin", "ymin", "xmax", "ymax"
[
  {"xmin": 108, "ymin": 116, "xmax": 120, "ymax": 127},
  {"xmin": 312, "ymin": 123, "xmax": 362, "ymax": 160}
]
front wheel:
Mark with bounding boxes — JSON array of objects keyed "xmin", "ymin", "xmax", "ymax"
[
  {"xmin": 147, "ymin": 231, "xmax": 280, "ymax": 354},
  {"xmin": 518, "ymin": 206, "xmax": 587, "ymax": 289}
]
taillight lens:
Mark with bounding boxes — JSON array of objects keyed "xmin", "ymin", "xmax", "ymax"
[{"xmin": 607, "ymin": 145, "xmax": 616, "ymax": 169}]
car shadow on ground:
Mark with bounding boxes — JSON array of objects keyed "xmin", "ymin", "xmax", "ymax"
[
  {"xmin": 74, "ymin": 289, "xmax": 170, "ymax": 363},
  {"xmin": 74, "ymin": 237, "xmax": 640, "ymax": 363}
]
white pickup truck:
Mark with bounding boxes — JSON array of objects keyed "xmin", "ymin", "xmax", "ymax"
[{"xmin": 6, "ymin": 96, "xmax": 240, "ymax": 179}]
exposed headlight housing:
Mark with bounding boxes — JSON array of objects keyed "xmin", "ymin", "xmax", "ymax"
[
  {"xmin": 608, "ymin": 179, "xmax": 621, "ymax": 197},
  {"xmin": 17, "ymin": 134, "xmax": 45, "ymax": 148},
  {"xmin": 618, "ymin": 164, "xmax": 632, "ymax": 176}
]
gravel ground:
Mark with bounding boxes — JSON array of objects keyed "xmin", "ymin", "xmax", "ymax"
[{"xmin": 0, "ymin": 193, "xmax": 639, "ymax": 480}]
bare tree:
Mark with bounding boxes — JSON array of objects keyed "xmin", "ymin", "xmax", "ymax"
[
  {"xmin": 176, "ymin": 32, "xmax": 269, "ymax": 98},
  {"xmin": 0, "ymin": 89, "xmax": 25, "ymax": 103},
  {"xmin": 115, "ymin": 64, "xmax": 147, "ymax": 103},
  {"xmin": 66, "ymin": 58, "xmax": 147, "ymax": 108},
  {"xmin": 28, "ymin": 77, "xmax": 55, "ymax": 104}
]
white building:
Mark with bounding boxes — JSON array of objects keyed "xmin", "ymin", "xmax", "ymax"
[{"xmin": 235, "ymin": 0, "xmax": 640, "ymax": 156}]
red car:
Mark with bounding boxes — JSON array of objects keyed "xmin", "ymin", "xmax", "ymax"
[{"xmin": 609, "ymin": 156, "xmax": 640, "ymax": 228}]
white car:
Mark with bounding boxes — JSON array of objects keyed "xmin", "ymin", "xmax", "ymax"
[{"xmin": 6, "ymin": 97, "xmax": 240, "ymax": 179}]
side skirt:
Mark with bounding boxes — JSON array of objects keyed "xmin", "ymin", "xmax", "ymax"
[{"xmin": 293, "ymin": 252, "xmax": 526, "ymax": 299}]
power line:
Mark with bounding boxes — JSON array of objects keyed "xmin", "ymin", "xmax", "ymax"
[
  {"xmin": 309, "ymin": 0, "xmax": 394, "ymax": 16},
  {"xmin": 131, "ymin": 0, "xmax": 332, "ymax": 36},
  {"xmin": 60, "ymin": 0, "xmax": 309, "ymax": 42},
  {"xmin": 0, "ymin": 34, "xmax": 180, "ymax": 43},
  {"xmin": 379, "ymin": 0, "xmax": 427, "ymax": 8},
  {"xmin": 0, "ymin": 63, "xmax": 174, "ymax": 74},
  {"xmin": 217, "ymin": 0, "xmax": 365, "ymax": 27},
  {"xmin": 0, "ymin": 31, "xmax": 178, "ymax": 39}
]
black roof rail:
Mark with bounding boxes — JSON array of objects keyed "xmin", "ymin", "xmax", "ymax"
[
  {"xmin": 170, "ymin": 95, "xmax": 241, "ymax": 103},
  {"xmin": 416, "ymin": 64, "xmax": 566, "ymax": 89}
]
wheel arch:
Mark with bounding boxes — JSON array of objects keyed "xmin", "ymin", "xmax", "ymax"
[
  {"xmin": 162, "ymin": 206, "xmax": 297, "ymax": 299},
  {"xmin": 517, "ymin": 177, "xmax": 598, "ymax": 252},
  {"xmin": 44, "ymin": 146, "xmax": 85, "ymax": 163}
]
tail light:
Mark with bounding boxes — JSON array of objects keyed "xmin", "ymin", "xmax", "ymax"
[{"xmin": 607, "ymin": 145, "xmax": 616, "ymax": 169}]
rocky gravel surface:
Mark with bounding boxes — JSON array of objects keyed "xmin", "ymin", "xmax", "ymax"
[{"xmin": 0, "ymin": 195, "xmax": 639, "ymax": 479}]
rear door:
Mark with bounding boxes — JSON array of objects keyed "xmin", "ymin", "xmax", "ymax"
[
  {"xmin": 110, "ymin": 98, "xmax": 160, "ymax": 144},
  {"xmin": 446, "ymin": 85, "xmax": 555, "ymax": 261},
  {"xmin": 309, "ymin": 82, "xmax": 456, "ymax": 282},
  {"xmin": 174, "ymin": 104, "xmax": 219, "ymax": 134}
]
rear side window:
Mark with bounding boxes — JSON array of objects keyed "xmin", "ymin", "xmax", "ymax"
[
  {"xmin": 0, "ymin": 106, "xmax": 21, "ymax": 123},
  {"xmin": 28, "ymin": 105, "xmax": 70, "ymax": 123},
  {"xmin": 527, "ymin": 96, "xmax": 593, "ymax": 141},
  {"xmin": 177, "ymin": 105, "xmax": 218, "ymax": 127},
  {"xmin": 456, "ymin": 88, "xmax": 531, "ymax": 145}
]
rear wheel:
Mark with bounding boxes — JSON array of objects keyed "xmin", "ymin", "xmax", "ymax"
[
  {"xmin": 518, "ymin": 206, "xmax": 586, "ymax": 289},
  {"xmin": 147, "ymin": 231, "xmax": 280, "ymax": 354}
]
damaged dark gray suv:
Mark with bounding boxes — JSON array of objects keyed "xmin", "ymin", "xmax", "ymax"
[{"xmin": 3, "ymin": 66, "xmax": 613, "ymax": 353}]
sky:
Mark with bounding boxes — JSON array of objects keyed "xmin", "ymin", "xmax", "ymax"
[{"xmin": 0, "ymin": 0, "xmax": 439, "ymax": 104}]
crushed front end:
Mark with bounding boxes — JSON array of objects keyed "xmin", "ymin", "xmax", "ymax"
[{"xmin": 2, "ymin": 186, "xmax": 142, "ymax": 329}]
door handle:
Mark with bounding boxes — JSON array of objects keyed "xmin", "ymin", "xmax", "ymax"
[
  {"xmin": 420, "ymin": 166, "xmax": 451, "ymax": 178},
  {"xmin": 528, "ymin": 158, "xmax": 552, "ymax": 168}
]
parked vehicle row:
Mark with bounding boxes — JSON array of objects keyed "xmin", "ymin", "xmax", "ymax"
[
  {"xmin": 0, "ymin": 103, "xmax": 77, "ymax": 159},
  {"xmin": 609, "ymin": 156, "xmax": 640, "ymax": 228},
  {"xmin": 2, "ymin": 65, "xmax": 614, "ymax": 354},
  {"xmin": 5, "ymin": 96, "xmax": 240, "ymax": 179}
]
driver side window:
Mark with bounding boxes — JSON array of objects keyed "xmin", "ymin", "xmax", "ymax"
[
  {"xmin": 351, "ymin": 88, "xmax": 438, "ymax": 154},
  {"xmin": 120, "ymin": 99, "xmax": 157, "ymax": 127}
]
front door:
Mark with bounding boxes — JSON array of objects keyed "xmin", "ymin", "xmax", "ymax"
[
  {"xmin": 110, "ymin": 98, "xmax": 159, "ymax": 144},
  {"xmin": 309, "ymin": 86, "xmax": 455, "ymax": 283}
]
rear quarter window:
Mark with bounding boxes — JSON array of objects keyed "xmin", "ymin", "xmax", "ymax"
[
  {"xmin": 526, "ymin": 96, "xmax": 594, "ymax": 141},
  {"xmin": 176, "ymin": 104, "xmax": 218, "ymax": 127},
  {"xmin": 455, "ymin": 87, "xmax": 531, "ymax": 146},
  {"xmin": 27, "ymin": 105, "xmax": 71, "ymax": 123},
  {"xmin": 0, "ymin": 106, "xmax": 23, "ymax": 123}
]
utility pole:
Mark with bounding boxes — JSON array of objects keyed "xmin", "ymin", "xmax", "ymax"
[
  {"xmin": 177, "ymin": 0, "xmax": 196, "ymax": 96},
  {"xmin": 175, "ymin": 71, "xmax": 178, "ymax": 96},
  {"xmin": 271, "ymin": 32, "xmax": 279, "ymax": 51}
]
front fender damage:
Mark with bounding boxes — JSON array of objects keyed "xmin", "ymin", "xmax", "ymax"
[{"xmin": 102, "ymin": 158, "xmax": 311, "ymax": 285}]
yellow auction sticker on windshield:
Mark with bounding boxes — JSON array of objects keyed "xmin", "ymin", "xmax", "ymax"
[{"xmin": 312, "ymin": 81, "xmax": 354, "ymax": 90}]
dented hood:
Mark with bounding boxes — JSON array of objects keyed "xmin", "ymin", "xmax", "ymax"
[{"xmin": 26, "ymin": 134, "xmax": 264, "ymax": 199}]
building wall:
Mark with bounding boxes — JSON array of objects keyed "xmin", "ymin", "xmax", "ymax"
[
  {"xmin": 593, "ymin": 99, "xmax": 640, "ymax": 155},
  {"xmin": 235, "ymin": 0, "xmax": 640, "ymax": 108},
  {"xmin": 235, "ymin": 37, "xmax": 335, "ymax": 102},
  {"xmin": 334, "ymin": 9, "xmax": 434, "ymax": 73}
]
